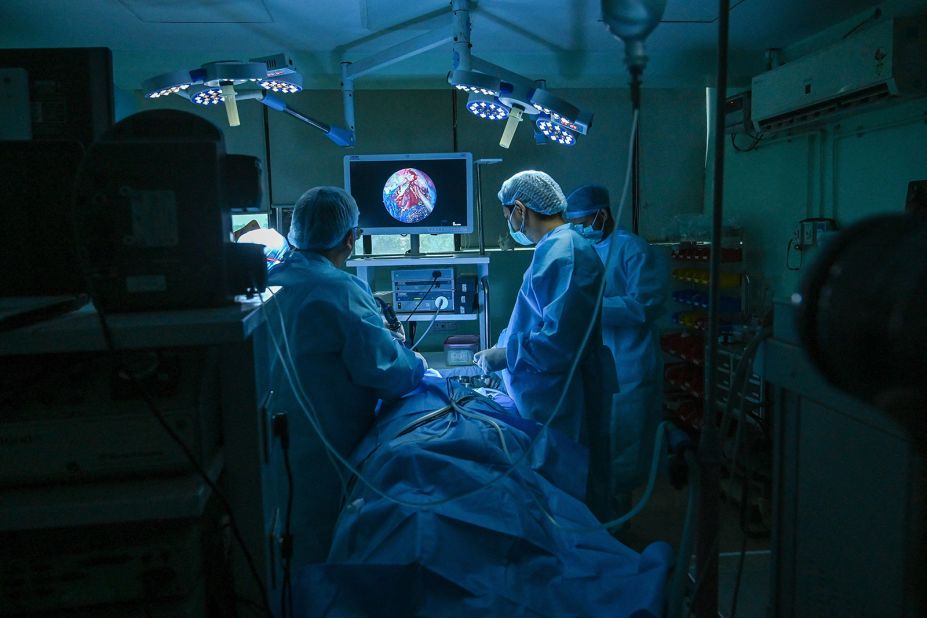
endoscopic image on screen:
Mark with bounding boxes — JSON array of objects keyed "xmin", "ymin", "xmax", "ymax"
[
  {"xmin": 383, "ymin": 167, "xmax": 437, "ymax": 223},
  {"xmin": 347, "ymin": 157, "xmax": 469, "ymax": 233}
]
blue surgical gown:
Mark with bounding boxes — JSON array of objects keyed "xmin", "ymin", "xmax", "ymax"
[
  {"xmin": 267, "ymin": 251, "xmax": 425, "ymax": 565},
  {"xmin": 593, "ymin": 229, "xmax": 668, "ymax": 494},
  {"xmin": 496, "ymin": 224, "xmax": 615, "ymax": 447}
]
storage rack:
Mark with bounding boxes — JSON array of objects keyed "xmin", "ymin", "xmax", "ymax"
[
  {"xmin": 660, "ymin": 240, "xmax": 770, "ymax": 533},
  {"xmin": 661, "ymin": 241, "xmax": 747, "ymax": 432}
]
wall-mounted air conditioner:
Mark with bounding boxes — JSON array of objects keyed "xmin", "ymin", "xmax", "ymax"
[{"xmin": 751, "ymin": 15, "xmax": 927, "ymax": 134}]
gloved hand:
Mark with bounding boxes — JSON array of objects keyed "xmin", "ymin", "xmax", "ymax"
[
  {"xmin": 413, "ymin": 351, "xmax": 429, "ymax": 371},
  {"xmin": 473, "ymin": 347, "xmax": 507, "ymax": 373},
  {"xmin": 385, "ymin": 320, "xmax": 406, "ymax": 344}
]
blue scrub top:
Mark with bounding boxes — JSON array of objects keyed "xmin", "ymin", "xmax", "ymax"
[
  {"xmin": 497, "ymin": 224, "xmax": 614, "ymax": 443},
  {"xmin": 267, "ymin": 250, "xmax": 425, "ymax": 564}
]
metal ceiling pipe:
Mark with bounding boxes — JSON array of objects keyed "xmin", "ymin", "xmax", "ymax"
[{"xmin": 452, "ymin": 0, "xmax": 472, "ymax": 71}]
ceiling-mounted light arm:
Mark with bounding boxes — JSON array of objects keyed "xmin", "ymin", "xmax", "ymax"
[
  {"xmin": 451, "ymin": 0, "xmax": 472, "ymax": 72},
  {"xmin": 259, "ymin": 92, "xmax": 354, "ymax": 147},
  {"xmin": 341, "ymin": 62, "xmax": 356, "ymax": 145},
  {"xmin": 470, "ymin": 57, "xmax": 535, "ymax": 93},
  {"xmin": 338, "ymin": 20, "xmax": 454, "ymax": 147},
  {"xmin": 343, "ymin": 24, "xmax": 454, "ymax": 80}
]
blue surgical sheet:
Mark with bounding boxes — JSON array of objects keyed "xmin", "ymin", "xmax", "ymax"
[{"xmin": 293, "ymin": 376, "xmax": 673, "ymax": 617}]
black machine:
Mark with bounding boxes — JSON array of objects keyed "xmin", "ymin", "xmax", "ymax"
[
  {"xmin": 0, "ymin": 47, "xmax": 114, "ymax": 147},
  {"xmin": 73, "ymin": 109, "xmax": 267, "ymax": 311}
]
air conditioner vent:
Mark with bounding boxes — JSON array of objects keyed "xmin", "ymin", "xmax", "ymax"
[
  {"xmin": 756, "ymin": 83, "xmax": 893, "ymax": 133},
  {"xmin": 751, "ymin": 16, "xmax": 927, "ymax": 134}
]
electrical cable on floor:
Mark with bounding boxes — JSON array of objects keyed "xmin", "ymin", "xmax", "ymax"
[
  {"xmin": 274, "ymin": 413, "xmax": 295, "ymax": 618},
  {"xmin": 96, "ymin": 316, "xmax": 272, "ymax": 618},
  {"xmin": 726, "ymin": 330, "xmax": 772, "ymax": 618}
]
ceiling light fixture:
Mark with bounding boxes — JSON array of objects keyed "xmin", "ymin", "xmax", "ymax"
[
  {"xmin": 536, "ymin": 116, "xmax": 577, "ymax": 146},
  {"xmin": 142, "ymin": 69, "xmax": 196, "ymax": 99},
  {"xmin": 448, "ymin": 69, "xmax": 502, "ymax": 97},
  {"xmin": 260, "ymin": 73, "xmax": 303, "ymax": 93},
  {"xmin": 141, "ymin": 54, "xmax": 354, "ymax": 146},
  {"xmin": 452, "ymin": 59, "xmax": 593, "ymax": 148},
  {"xmin": 465, "ymin": 92, "xmax": 509, "ymax": 120},
  {"xmin": 191, "ymin": 87, "xmax": 225, "ymax": 106}
]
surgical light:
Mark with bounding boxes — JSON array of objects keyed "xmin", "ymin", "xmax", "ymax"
[
  {"xmin": 201, "ymin": 61, "xmax": 266, "ymax": 87},
  {"xmin": 260, "ymin": 73, "xmax": 303, "ymax": 94},
  {"xmin": 536, "ymin": 117, "xmax": 576, "ymax": 146},
  {"xmin": 496, "ymin": 80, "xmax": 540, "ymax": 149},
  {"xmin": 191, "ymin": 88, "xmax": 224, "ymax": 106},
  {"xmin": 465, "ymin": 92, "xmax": 509, "ymax": 120},
  {"xmin": 142, "ymin": 69, "xmax": 195, "ymax": 99},
  {"xmin": 529, "ymin": 88, "xmax": 592, "ymax": 135},
  {"xmin": 448, "ymin": 69, "xmax": 502, "ymax": 97}
]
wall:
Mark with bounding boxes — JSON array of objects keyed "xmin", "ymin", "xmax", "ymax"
[{"xmin": 709, "ymin": 0, "xmax": 927, "ymax": 307}]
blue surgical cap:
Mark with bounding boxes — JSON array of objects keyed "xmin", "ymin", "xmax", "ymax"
[
  {"xmin": 565, "ymin": 184, "xmax": 611, "ymax": 219},
  {"xmin": 288, "ymin": 186, "xmax": 359, "ymax": 251},
  {"xmin": 497, "ymin": 170, "xmax": 567, "ymax": 215}
]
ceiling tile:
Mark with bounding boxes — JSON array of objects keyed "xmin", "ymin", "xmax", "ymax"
[{"xmin": 118, "ymin": 0, "xmax": 273, "ymax": 23}]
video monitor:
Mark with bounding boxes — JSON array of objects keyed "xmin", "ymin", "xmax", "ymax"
[{"xmin": 344, "ymin": 152, "xmax": 473, "ymax": 235}]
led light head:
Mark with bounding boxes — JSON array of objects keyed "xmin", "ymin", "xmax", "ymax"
[
  {"xmin": 466, "ymin": 92, "xmax": 509, "ymax": 120},
  {"xmin": 143, "ymin": 69, "xmax": 195, "ymax": 99},
  {"xmin": 202, "ymin": 61, "xmax": 267, "ymax": 87},
  {"xmin": 536, "ymin": 116, "xmax": 577, "ymax": 146},
  {"xmin": 260, "ymin": 72, "xmax": 303, "ymax": 94},
  {"xmin": 529, "ymin": 89, "xmax": 579, "ymax": 124},
  {"xmin": 191, "ymin": 87, "xmax": 225, "ymax": 105},
  {"xmin": 448, "ymin": 69, "xmax": 502, "ymax": 97}
]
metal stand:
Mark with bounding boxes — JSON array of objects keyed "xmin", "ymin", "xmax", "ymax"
[
  {"xmin": 407, "ymin": 235, "xmax": 421, "ymax": 256},
  {"xmin": 476, "ymin": 164, "xmax": 486, "ymax": 255},
  {"xmin": 475, "ymin": 158, "xmax": 502, "ymax": 256}
]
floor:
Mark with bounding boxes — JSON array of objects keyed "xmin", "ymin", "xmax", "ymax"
[{"xmin": 617, "ymin": 473, "xmax": 772, "ymax": 618}]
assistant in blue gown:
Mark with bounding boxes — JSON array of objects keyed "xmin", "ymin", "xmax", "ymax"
[
  {"xmin": 475, "ymin": 171, "xmax": 616, "ymax": 470},
  {"xmin": 566, "ymin": 184, "xmax": 668, "ymax": 508}
]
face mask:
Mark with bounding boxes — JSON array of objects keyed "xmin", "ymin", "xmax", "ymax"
[
  {"xmin": 576, "ymin": 211, "xmax": 604, "ymax": 243},
  {"xmin": 508, "ymin": 208, "xmax": 533, "ymax": 246}
]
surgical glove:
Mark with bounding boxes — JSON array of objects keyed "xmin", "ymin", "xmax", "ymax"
[
  {"xmin": 389, "ymin": 322, "xmax": 406, "ymax": 344},
  {"xmin": 414, "ymin": 351, "xmax": 428, "ymax": 371},
  {"xmin": 473, "ymin": 347, "xmax": 507, "ymax": 373}
]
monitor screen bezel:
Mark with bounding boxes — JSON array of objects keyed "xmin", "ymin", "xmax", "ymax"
[{"xmin": 343, "ymin": 152, "xmax": 473, "ymax": 235}]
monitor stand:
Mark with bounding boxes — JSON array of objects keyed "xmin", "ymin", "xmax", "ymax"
[{"xmin": 406, "ymin": 235, "xmax": 421, "ymax": 257}]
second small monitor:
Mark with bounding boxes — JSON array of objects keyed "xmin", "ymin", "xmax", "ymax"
[{"xmin": 344, "ymin": 152, "xmax": 473, "ymax": 235}]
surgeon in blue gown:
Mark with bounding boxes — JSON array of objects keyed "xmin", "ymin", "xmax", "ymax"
[
  {"xmin": 565, "ymin": 184, "xmax": 668, "ymax": 514},
  {"xmin": 474, "ymin": 172, "xmax": 615, "ymax": 498},
  {"xmin": 267, "ymin": 186, "xmax": 427, "ymax": 565}
]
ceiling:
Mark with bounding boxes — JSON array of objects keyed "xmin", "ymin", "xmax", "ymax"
[{"xmin": 0, "ymin": 0, "xmax": 886, "ymax": 89}]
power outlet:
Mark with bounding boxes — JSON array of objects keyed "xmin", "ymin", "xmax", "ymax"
[{"xmin": 433, "ymin": 321, "xmax": 459, "ymax": 332}]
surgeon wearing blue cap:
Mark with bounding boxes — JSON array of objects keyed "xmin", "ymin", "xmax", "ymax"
[
  {"xmin": 269, "ymin": 186, "xmax": 427, "ymax": 564},
  {"xmin": 474, "ymin": 171, "xmax": 616, "ymax": 461},
  {"xmin": 565, "ymin": 184, "xmax": 668, "ymax": 515}
]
